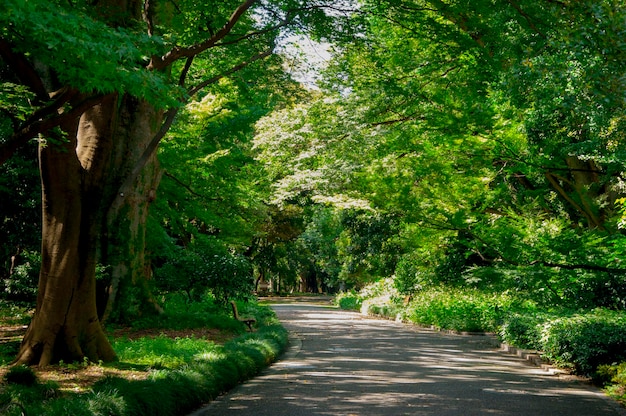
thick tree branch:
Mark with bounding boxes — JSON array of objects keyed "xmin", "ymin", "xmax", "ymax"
[
  {"xmin": 0, "ymin": 94, "xmax": 104, "ymax": 165},
  {"xmin": 0, "ymin": 38, "xmax": 106, "ymax": 164},
  {"xmin": 143, "ymin": 0, "xmax": 156, "ymax": 36},
  {"xmin": 215, "ymin": 5, "xmax": 334, "ymax": 47},
  {"xmin": 187, "ymin": 48, "xmax": 273, "ymax": 96},
  {"xmin": 148, "ymin": 0, "xmax": 257, "ymax": 70},
  {"xmin": 163, "ymin": 170, "xmax": 202, "ymax": 197},
  {"xmin": 506, "ymin": 0, "xmax": 547, "ymax": 38},
  {"xmin": 215, "ymin": 19, "xmax": 291, "ymax": 47},
  {"xmin": 545, "ymin": 172, "xmax": 602, "ymax": 229},
  {"xmin": 21, "ymin": 87, "xmax": 78, "ymax": 129},
  {"xmin": 163, "ymin": 171, "xmax": 223, "ymax": 201},
  {"xmin": 114, "ymin": 107, "xmax": 179, "ymax": 200},
  {"xmin": 178, "ymin": 56, "xmax": 194, "ymax": 87}
]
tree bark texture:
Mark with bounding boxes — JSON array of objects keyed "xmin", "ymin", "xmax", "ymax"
[
  {"xmin": 15, "ymin": 97, "xmax": 119, "ymax": 366},
  {"xmin": 15, "ymin": 90, "xmax": 168, "ymax": 365},
  {"xmin": 100, "ymin": 97, "xmax": 165, "ymax": 323}
]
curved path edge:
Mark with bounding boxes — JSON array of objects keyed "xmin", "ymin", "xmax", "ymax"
[{"xmin": 190, "ymin": 301, "xmax": 626, "ymax": 416}]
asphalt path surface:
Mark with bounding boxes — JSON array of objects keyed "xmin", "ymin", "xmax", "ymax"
[{"xmin": 190, "ymin": 300, "xmax": 625, "ymax": 416}]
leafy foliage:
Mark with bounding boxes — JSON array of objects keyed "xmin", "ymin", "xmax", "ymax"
[
  {"xmin": 2, "ymin": 0, "xmax": 179, "ymax": 106},
  {"xmin": 1, "ymin": 250, "xmax": 39, "ymax": 302},
  {"xmin": 599, "ymin": 362, "xmax": 626, "ymax": 406},
  {"xmin": 334, "ymin": 291, "xmax": 362, "ymax": 311},
  {"xmin": 253, "ymin": 0, "xmax": 626, "ymax": 308},
  {"xmin": 540, "ymin": 310, "xmax": 626, "ymax": 374},
  {"xmin": 153, "ymin": 236, "xmax": 253, "ymax": 304}
]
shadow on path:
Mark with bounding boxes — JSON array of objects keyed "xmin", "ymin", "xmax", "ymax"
[{"xmin": 190, "ymin": 303, "xmax": 625, "ymax": 416}]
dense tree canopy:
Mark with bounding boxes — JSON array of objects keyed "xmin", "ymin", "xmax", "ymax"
[{"xmin": 253, "ymin": 0, "xmax": 626, "ymax": 305}]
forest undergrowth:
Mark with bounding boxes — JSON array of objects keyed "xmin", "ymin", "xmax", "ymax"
[{"xmin": 0, "ymin": 296, "xmax": 288, "ymax": 416}]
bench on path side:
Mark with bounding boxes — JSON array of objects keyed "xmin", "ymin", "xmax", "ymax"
[{"xmin": 230, "ymin": 301, "xmax": 256, "ymax": 332}]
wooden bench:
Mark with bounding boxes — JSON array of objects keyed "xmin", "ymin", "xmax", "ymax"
[{"xmin": 230, "ymin": 301, "xmax": 256, "ymax": 332}]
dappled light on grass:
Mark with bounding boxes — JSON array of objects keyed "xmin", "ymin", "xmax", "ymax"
[
  {"xmin": 0, "ymin": 301, "xmax": 288, "ymax": 415},
  {"xmin": 194, "ymin": 350, "xmax": 227, "ymax": 363},
  {"xmin": 113, "ymin": 335, "xmax": 222, "ymax": 369}
]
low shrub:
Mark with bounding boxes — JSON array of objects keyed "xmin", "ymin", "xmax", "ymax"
[
  {"xmin": 334, "ymin": 291, "xmax": 362, "ymax": 311},
  {"xmin": 153, "ymin": 236, "xmax": 254, "ymax": 304},
  {"xmin": 346, "ymin": 280, "xmax": 515, "ymax": 333},
  {"xmin": 596, "ymin": 362, "xmax": 626, "ymax": 406},
  {"xmin": 499, "ymin": 312, "xmax": 546, "ymax": 350},
  {"xmin": 358, "ymin": 278, "xmax": 402, "ymax": 319},
  {"xmin": 539, "ymin": 309, "xmax": 626, "ymax": 374},
  {"xmin": 127, "ymin": 294, "xmax": 242, "ymax": 332},
  {"xmin": 1, "ymin": 250, "xmax": 39, "ymax": 302},
  {"xmin": 404, "ymin": 289, "xmax": 509, "ymax": 333}
]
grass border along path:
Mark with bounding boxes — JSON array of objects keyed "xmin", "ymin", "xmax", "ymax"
[{"xmin": 0, "ymin": 302, "xmax": 289, "ymax": 416}]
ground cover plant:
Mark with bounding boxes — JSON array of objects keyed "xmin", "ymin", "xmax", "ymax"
[{"xmin": 0, "ymin": 297, "xmax": 288, "ymax": 416}]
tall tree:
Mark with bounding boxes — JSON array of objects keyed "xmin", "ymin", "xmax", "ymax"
[{"xmin": 1, "ymin": 0, "xmax": 352, "ymax": 366}]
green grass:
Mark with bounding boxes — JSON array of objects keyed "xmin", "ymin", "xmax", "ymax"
[
  {"xmin": 0, "ymin": 297, "xmax": 289, "ymax": 416},
  {"xmin": 113, "ymin": 335, "xmax": 224, "ymax": 369}
]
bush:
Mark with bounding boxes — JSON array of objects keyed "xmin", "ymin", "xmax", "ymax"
[
  {"xmin": 405, "ymin": 289, "xmax": 508, "ymax": 333},
  {"xmin": 393, "ymin": 254, "xmax": 429, "ymax": 294},
  {"xmin": 597, "ymin": 362, "xmax": 626, "ymax": 406},
  {"xmin": 154, "ymin": 236, "xmax": 254, "ymax": 303},
  {"xmin": 128, "ymin": 294, "xmax": 241, "ymax": 332},
  {"xmin": 1, "ymin": 250, "xmax": 39, "ymax": 302},
  {"xmin": 539, "ymin": 309, "xmax": 626, "ymax": 374},
  {"xmin": 499, "ymin": 312, "xmax": 546, "ymax": 350},
  {"xmin": 334, "ymin": 291, "xmax": 362, "ymax": 310},
  {"xmin": 358, "ymin": 278, "xmax": 402, "ymax": 318}
]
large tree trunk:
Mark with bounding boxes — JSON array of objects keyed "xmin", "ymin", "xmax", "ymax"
[
  {"xmin": 14, "ymin": 92, "xmax": 165, "ymax": 364},
  {"xmin": 14, "ymin": 93, "xmax": 166, "ymax": 364},
  {"xmin": 100, "ymin": 97, "xmax": 165, "ymax": 323},
  {"xmin": 15, "ymin": 97, "xmax": 118, "ymax": 366}
]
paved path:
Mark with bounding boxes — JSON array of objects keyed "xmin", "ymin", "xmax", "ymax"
[{"xmin": 191, "ymin": 301, "xmax": 625, "ymax": 415}]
